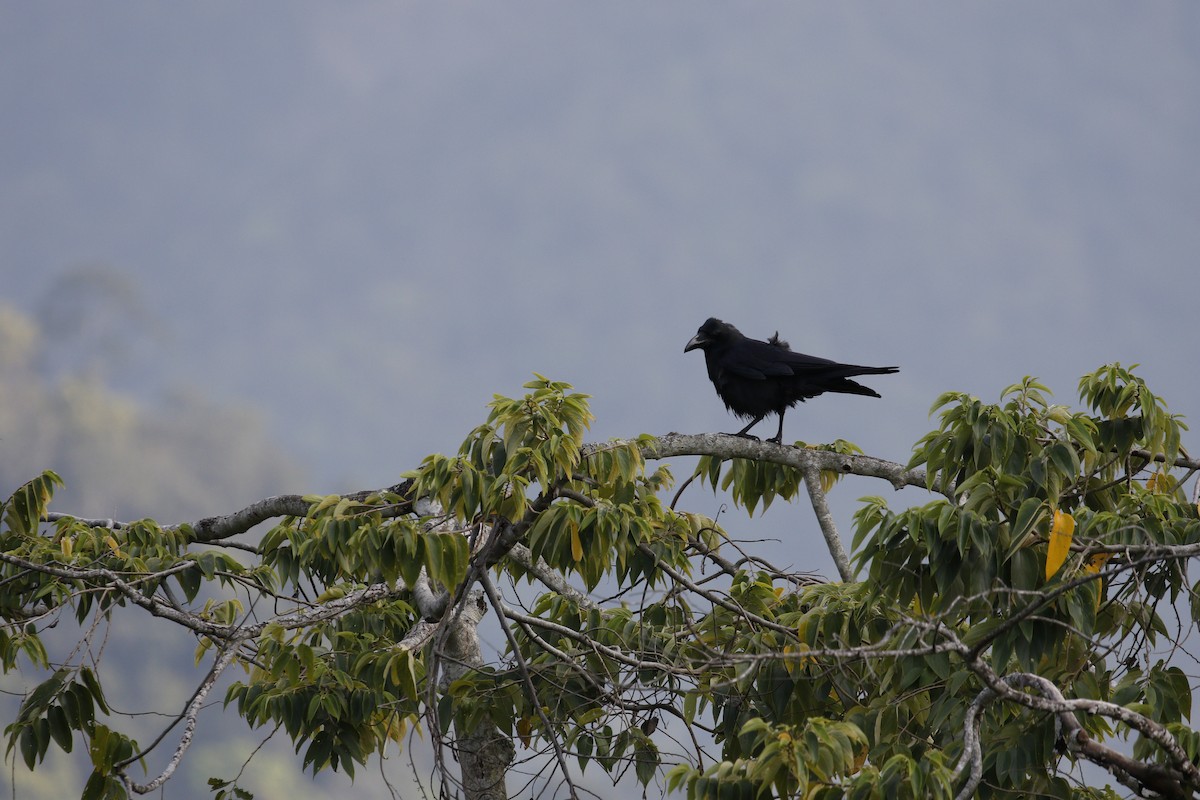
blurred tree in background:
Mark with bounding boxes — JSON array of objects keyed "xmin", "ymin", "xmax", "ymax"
[{"xmin": 0, "ymin": 300, "xmax": 304, "ymax": 521}]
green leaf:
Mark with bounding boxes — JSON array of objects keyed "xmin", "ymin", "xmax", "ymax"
[
  {"xmin": 423, "ymin": 534, "xmax": 444, "ymax": 584},
  {"xmin": 1047, "ymin": 442, "xmax": 1079, "ymax": 479},
  {"xmin": 634, "ymin": 736, "xmax": 659, "ymax": 786},
  {"xmin": 80, "ymin": 667, "xmax": 111, "ymax": 715},
  {"xmin": 47, "ymin": 704, "xmax": 73, "ymax": 753},
  {"xmin": 16, "ymin": 670, "xmax": 67, "ymax": 724},
  {"xmin": 3, "ymin": 471, "xmax": 63, "ymax": 536},
  {"xmin": 88, "ymin": 723, "xmax": 111, "ymax": 770},
  {"xmin": 390, "ymin": 650, "xmax": 419, "ymax": 702},
  {"xmin": 175, "ymin": 564, "xmax": 203, "ymax": 602},
  {"xmin": 1007, "ymin": 498, "xmax": 1045, "ymax": 557},
  {"xmin": 19, "ymin": 724, "xmax": 37, "ymax": 769},
  {"xmin": 68, "ymin": 682, "xmax": 95, "ymax": 730},
  {"xmin": 81, "ymin": 771, "xmax": 121, "ymax": 800},
  {"xmin": 961, "ymin": 616, "xmax": 1008, "ymax": 650}
]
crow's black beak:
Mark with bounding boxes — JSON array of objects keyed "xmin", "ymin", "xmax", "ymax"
[{"xmin": 684, "ymin": 334, "xmax": 706, "ymax": 353}]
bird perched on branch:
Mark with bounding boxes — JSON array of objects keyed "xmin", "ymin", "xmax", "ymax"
[{"xmin": 684, "ymin": 317, "xmax": 898, "ymax": 444}]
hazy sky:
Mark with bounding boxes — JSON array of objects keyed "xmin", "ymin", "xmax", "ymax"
[{"xmin": 2, "ymin": 2, "xmax": 1198, "ymax": 561}]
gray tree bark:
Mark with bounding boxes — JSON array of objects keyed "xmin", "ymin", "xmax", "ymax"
[{"xmin": 440, "ymin": 591, "xmax": 514, "ymax": 800}]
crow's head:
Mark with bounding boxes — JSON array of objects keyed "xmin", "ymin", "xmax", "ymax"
[{"xmin": 684, "ymin": 318, "xmax": 740, "ymax": 353}]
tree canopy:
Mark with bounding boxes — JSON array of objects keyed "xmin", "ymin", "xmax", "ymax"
[{"xmin": 3, "ymin": 366, "xmax": 1199, "ymax": 799}]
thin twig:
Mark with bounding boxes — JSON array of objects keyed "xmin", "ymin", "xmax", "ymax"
[{"xmin": 119, "ymin": 645, "xmax": 240, "ymax": 794}]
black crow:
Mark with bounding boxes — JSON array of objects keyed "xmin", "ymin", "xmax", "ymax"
[{"xmin": 684, "ymin": 317, "xmax": 898, "ymax": 444}]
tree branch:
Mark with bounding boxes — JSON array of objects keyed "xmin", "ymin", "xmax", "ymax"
[
  {"xmin": 954, "ymin": 672, "xmax": 1200, "ymax": 800},
  {"xmin": 45, "ymin": 481, "xmax": 416, "ymax": 544},
  {"xmin": 634, "ymin": 433, "xmax": 929, "ymax": 492},
  {"xmin": 801, "ymin": 468, "xmax": 853, "ymax": 581},
  {"xmin": 0, "ymin": 552, "xmax": 233, "ymax": 638},
  {"xmin": 43, "ymin": 435, "xmax": 918, "ymax": 563},
  {"xmin": 1128, "ymin": 447, "xmax": 1200, "ymax": 472},
  {"xmin": 951, "ymin": 684, "xmax": 992, "ymax": 800},
  {"xmin": 120, "ymin": 644, "xmax": 240, "ymax": 794},
  {"xmin": 506, "ymin": 543, "xmax": 597, "ymax": 611},
  {"xmin": 635, "ymin": 542, "xmax": 800, "ymax": 640},
  {"xmin": 499, "ymin": 603, "xmax": 696, "ymax": 678}
]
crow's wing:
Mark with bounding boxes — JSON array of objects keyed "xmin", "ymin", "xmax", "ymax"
[{"xmin": 719, "ymin": 338, "xmax": 842, "ymax": 379}]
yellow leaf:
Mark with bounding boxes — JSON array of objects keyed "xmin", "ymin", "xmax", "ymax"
[
  {"xmin": 316, "ymin": 586, "xmax": 346, "ymax": 604},
  {"xmin": 783, "ymin": 643, "xmax": 814, "ymax": 676},
  {"xmin": 1083, "ymin": 552, "xmax": 1112, "ymax": 575},
  {"xmin": 1045, "ymin": 510, "xmax": 1075, "ymax": 580},
  {"xmin": 1085, "ymin": 552, "xmax": 1112, "ymax": 611},
  {"xmin": 852, "ymin": 743, "xmax": 868, "ymax": 774},
  {"xmin": 60, "ymin": 537, "xmax": 73, "ymax": 559},
  {"xmin": 517, "ymin": 716, "xmax": 533, "ymax": 749},
  {"xmin": 311, "ymin": 494, "xmax": 340, "ymax": 515},
  {"xmin": 386, "ymin": 715, "xmax": 408, "ymax": 744},
  {"xmin": 569, "ymin": 521, "xmax": 583, "ymax": 562},
  {"xmin": 104, "ymin": 535, "xmax": 121, "ymax": 556},
  {"xmin": 1146, "ymin": 472, "xmax": 1169, "ymax": 493}
]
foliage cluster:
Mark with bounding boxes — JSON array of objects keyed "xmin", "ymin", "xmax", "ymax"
[{"xmin": 1, "ymin": 367, "xmax": 1198, "ymax": 799}]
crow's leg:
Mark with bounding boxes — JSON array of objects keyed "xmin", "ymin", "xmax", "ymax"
[
  {"xmin": 727, "ymin": 416, "xmax": 764, "ymax": 439},
  {"xmin": 766, "ymin": 411, "xmax": 786, "ymax": 444}
]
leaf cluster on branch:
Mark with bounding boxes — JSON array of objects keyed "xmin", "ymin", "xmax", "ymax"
[{"xmin": 2, "ymin": 366, "xmax": 1199, "ymax": 800}]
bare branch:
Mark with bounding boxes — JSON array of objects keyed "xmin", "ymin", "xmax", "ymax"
[
  {"xmin": 951, "ymin": 685, "xmax": 992, "ymax": 800},
  {"xmin": 412, "ymin": 573, "xmax": 451, "ymax": 620},
  {"xmin": 254, "ymin": 581, "xmax": 406, "ymax": 634},
  {"xmin": 506, "ymin": 543, "xmax": 597, "ymax": 611},
  {"xmin": 499, "ymin": 603, "xmax": 695, "ymax": 678},
  {"xmin": 801, "ymin": 468, "xmax": 853, "ymax": 581},
  {"xmin": 635, "ymin": 542, "xmax": 799, "ymax": 640},
  {"xmin": 1128, "ymin": 447, "xmax": 1200, "ymax": 472},
  {"xmin": 44, "ymin": 513, "xmax": 123, "ymax": 529},
  {"xmin": 45, "ymin": 481, "xmax": 416, "ymax": 544},
  {"xmin": 633, "ymin": 432, "xmax": 929, "ymax": 492},
  {"xmin": 120, "ymin": 644, "xmax": 240, "ymax": 794}
]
